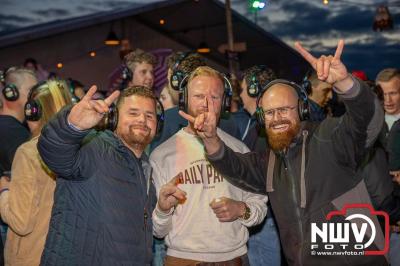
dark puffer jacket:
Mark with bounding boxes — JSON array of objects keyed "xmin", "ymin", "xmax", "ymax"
[{"xmin": 38, "ymin": 107, "xmax": 156, "ymax": 266}]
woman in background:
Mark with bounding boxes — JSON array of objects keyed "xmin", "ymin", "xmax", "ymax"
[{"xmin": 0, "ymin": 80, "xmax": 72, "ymax": 266}]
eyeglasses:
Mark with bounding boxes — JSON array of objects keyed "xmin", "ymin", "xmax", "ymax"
[{"xmin": 263, "ymin": 106, "xmax": 297, "ymax": 121}]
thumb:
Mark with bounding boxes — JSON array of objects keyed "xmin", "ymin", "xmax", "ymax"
[{"xmin": 168, "ymin": 174, "xmax": 183, "ymax": 186}]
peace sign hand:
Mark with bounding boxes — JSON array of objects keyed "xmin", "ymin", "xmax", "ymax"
[
  {"xmin": 295, "ymin": 39, "xmax": 349, "ymax": 85},
  {"xmin": 68, "ymin": 85, "xmax": 120, "ymax": 130}
]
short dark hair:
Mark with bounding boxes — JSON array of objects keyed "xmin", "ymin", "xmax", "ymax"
[
  {"xmin": 167, "ymin": 52, "xmax": 206, "ymax": 74},
  {"xmin": 24, "ymin": 58, "xmax": 38, "ymax": 70},
  {"xmin": 68, "ymin": 79, "xmax": 85, "ymax": 92},
  {"xmin": 243, "ymin": 66, "xmax": 277, "ymax": 89},
  {"xmin": 116, "ymin": 86, "xmax": 157, "ymax": 108}
]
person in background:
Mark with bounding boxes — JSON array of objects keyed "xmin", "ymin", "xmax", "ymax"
[
  {"xmin": 0, "ymin": 80, "xmax": 72, "ymax": 266},
  {"xmin": 159, "ymin": 85, "xmax": 175, "ymax": 111},
  {"xmin": 233, "ymin": 65, "xmax": 281, "ymax": 266},
  {"xmin": 23, "ymin": 58, "xmax": 49, "ymax": 82},
  {"xmin": 305, "ymin": 70, "xmax": 333, "ymax": 122},
  {"xmin": 376, "ymin": 68, "xmax": 400, "ymax": 265},
  {"xmin": 0, "ymin": 67, "xmax": 37, "ymax": 263},
  {"xmin": 125, "ymin": 49, "xmax": 157, "ymax": 89}
]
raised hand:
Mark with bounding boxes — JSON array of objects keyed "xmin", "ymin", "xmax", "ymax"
[
  {"xmin": 178, "ymin": 95, "xmax": 218, "ymax": 140},
  {"xmin": 210, "ymin": 197, "xmax": 246, "ymax": 222},
  {"xmin": 157, "ymin": 175, "xmax": 187, "ymax": 213},
  {"xmin": 295, "ymin": 40, "xmax": 349, "ymax": 86},
  {"xmin": 68, "ymin": 86, "xmax": 120, "ymax": 130}
]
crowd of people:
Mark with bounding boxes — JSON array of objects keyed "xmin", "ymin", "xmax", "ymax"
[{"xmin": 0, "ymin": 40, "xmax": 399, "ymax": 266}]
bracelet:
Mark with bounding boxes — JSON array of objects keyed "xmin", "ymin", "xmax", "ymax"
[
  {"xmin": 239, "ymin": 203, "xmax": 251, "ymax": 221},
  {"xmin": 0, "ymin": 188, "xmax": 9, "ymax": 195},
  {"xmin": 67, "ymin": 120, "xmax": 85, "ymax": 132}
]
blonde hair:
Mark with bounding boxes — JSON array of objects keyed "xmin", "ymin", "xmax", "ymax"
[
  {"xmin": 4, "ymin": 67, "xmax": 37, "ymax": 90},
  {"xmin": 29, "ymin": 79, "xmax": 72, "ymax": 127},
  {"xmin": 376, "ymin": 68, "xmax": 400, "ymax": 83},
  {"xmin": 187, "ymin": 66, "xmax": 225, "ymax": 88}
]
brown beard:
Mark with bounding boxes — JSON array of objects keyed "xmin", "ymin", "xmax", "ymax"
[
  {"xmin": 266, "ymin": 119, "xmax": 300, "ymax": 152},
  {"xmin": 120, "ymin": 125, "xmax": 152, "ymax": 151}
]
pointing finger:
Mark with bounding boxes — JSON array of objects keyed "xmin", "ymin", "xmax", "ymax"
[
  {"xmin": 179, "ymin": 110, "xmax": 196, "ymax": 123},
  {"xmin": 334, "ymin": 39, "xmax": 345, "ymax": 60},
  {"xmin": 104, "ymin": 90, "xmax": 120, "ymax": 106},
  {"xmin": 294, "ymin": 42, "xmax": 317, "ymax": 68},
  {"xmin": 82, "ymin": 85, "xmax": 98, "ymax": 101},
  {"xmin": 206, "ymin": 95, "xmax": 215, "ymax": 114}
]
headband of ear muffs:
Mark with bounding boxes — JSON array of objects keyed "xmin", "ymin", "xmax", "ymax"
[
  {"xmin": 101, "ymin": 98, "xmax": 165, "ymax": 136},
  {"xmin": 24, "ymin": 81, "xmax": 46, "ymax": 121},
  {"xmin": 170, "ymin": 52, "xmax": 196, "ymax": 91},
  {"xmin": 178, "ymin": 73, "xmax": 233, "ymax": 114},
  {"xmin": 255, "ymin": 79, "xmax": 310, "ymax": 126},
  {"xmin": 247, "ymin": 65, "xmax": 268, "ymax": 98}
]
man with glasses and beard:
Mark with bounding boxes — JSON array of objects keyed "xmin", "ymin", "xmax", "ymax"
[
  {"xmin": 181, "ymin": 40, "xmax": 392, "ymax": 265},
  {"xmin": 37, "ymin": 86, "xmax": 158, "ymax": 265}
]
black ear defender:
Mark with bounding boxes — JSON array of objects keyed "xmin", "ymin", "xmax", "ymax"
[
  {"xmin": 170, "ymin": 52, "xmax": 195, "ymax": 91},
  {"xmin": 120, "ymin": 65, "xmax": 133, "ymax": 90},
  {"xmin": 247, "ymin": 65, "xmax": 268, "ymax": 98},
  {"xmin": 100, "ymin": 98, "xmax": 165, "ymax": 136},
  {"xmin": 302, "ymin": 69, "xmax": 313, "ymax": 95},
  {"xmin": 67, "ymin": 78, "xmax": 82, "ymax": 104},
  {"xmin": 178, "ymin": 73, "xmax": 233, "ymax": 114},
  {"xmin": 24, "ymin": 81, "xmax": 46, "ymax": 121},
  {"xmin": 2, "ymin": 67, "xmax": 22, "ymax": 101},
  {"xmin": 2, "ymin": 84, "xmax": 20, "ymax": 101},
  {"xmin": 255, "ymin": 79, "xmax": 310, "ymax": 126}
]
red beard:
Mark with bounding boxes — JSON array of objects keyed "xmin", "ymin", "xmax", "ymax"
[{"xmin": 266, "ymin": 119, "xmax": 300, "ymax": 151}]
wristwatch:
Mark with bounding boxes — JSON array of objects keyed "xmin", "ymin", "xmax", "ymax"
[{"xmin": 240, "ymin": 203, "xmax": 251, "ymax": 220}]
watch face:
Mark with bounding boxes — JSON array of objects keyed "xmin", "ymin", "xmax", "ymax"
[
  {"xmin": 242, "ymin": 204, "xmax": 251, "ymax": 220},
  {"xmin": 245, "ymin": 207, "xmax": 251, "ymax": 220}
]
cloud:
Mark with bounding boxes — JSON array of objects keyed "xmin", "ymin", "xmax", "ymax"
[
  {"xmin": 0, "ymin": 14, "xmax": 36, "ymax": 33},
  {"xmin": 33, "ymin": 8, "xmax": 70, "ymax": 17}
]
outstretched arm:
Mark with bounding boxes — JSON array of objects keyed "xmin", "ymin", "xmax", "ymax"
[
  {"xmin": 295, "ymin": 40, "xmax": 383, "ymax": 167},
  {"xmin": 38, "ymin": 86, "xmax": 120, "ymax": 178}
]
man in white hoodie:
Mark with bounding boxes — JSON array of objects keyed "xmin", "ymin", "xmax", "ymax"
[{"xmin": 151, "ymin": 66, "xmax": 267, "ymax": 266}]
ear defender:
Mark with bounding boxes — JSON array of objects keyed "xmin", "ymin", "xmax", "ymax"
[
  {"xmin": 100, "ymin": 99, "xmax": 165, "ymax": 136},
  {"xmin": 2, "ymin": 84, "xmax": 19, "ymax": 101}
]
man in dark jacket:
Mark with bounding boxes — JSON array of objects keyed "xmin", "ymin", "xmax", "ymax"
[
  {"xmin": 38, "ymin": 86, "xmax": 158, "ymax": 265},
  {"xmin": 180, "ymin": 40, "xmax": 391, "ymax": 265}
]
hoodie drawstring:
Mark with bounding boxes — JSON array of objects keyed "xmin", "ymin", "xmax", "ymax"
[
  {"xmin": 300, "ymin": 130, "xmax": 309, "ymax": 208},
  {"xmin": 266, "ymin": 150, "xmax": 275, "ymax": 192}
]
